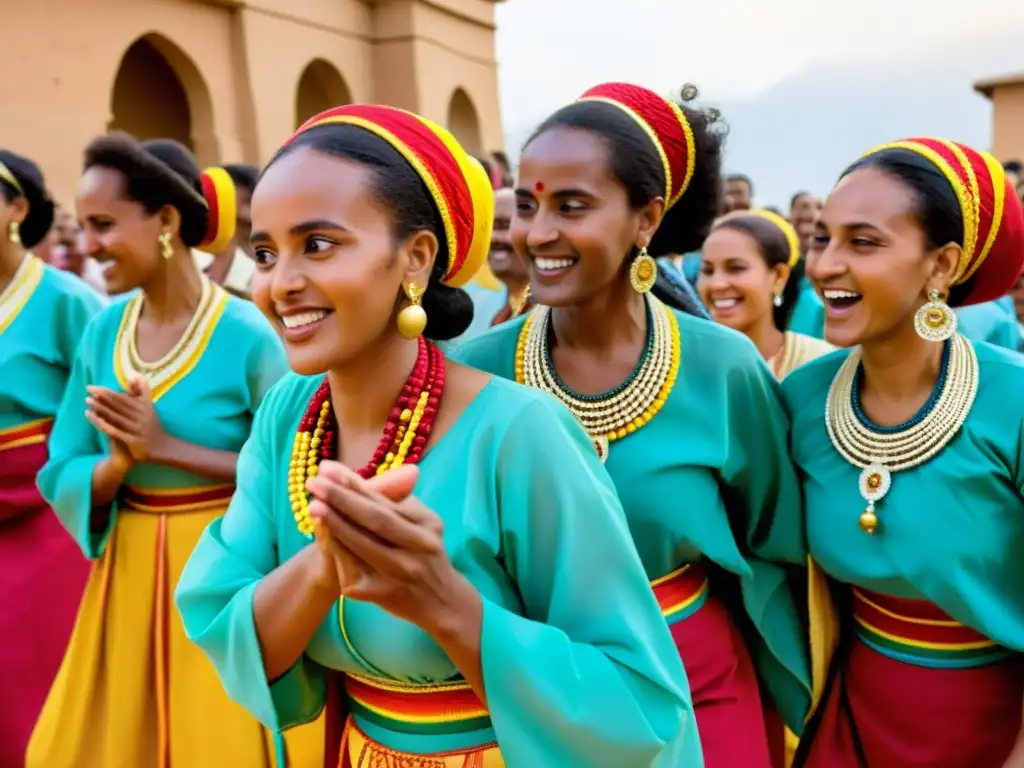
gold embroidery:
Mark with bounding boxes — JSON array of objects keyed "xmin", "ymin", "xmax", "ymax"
[{"xmin": 0, "ymin": 255, "xmax": 44, "ymax": 336}]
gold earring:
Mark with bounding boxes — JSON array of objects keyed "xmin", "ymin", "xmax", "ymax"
[
  {"xmin": 159, "ymin": 231, "xmax": 173, "ymax": 260},
  {"xmin": 914, "ymin": 288, "xmax": 956, "ymax": 342},
  {"xmin": 8, "ymin": 221, "xmax": 20, "ymax": 245},
  {"xmin": 629, "ymin": 246, "xmax": 657, "ymax": 294},
  {"xmin": 396, "ymin": 282, "xmax": 427, "ymax": 339}
]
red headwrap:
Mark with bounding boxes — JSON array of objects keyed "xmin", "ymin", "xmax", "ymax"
[
  {"xmin": 861, "ymin": 138, "xmax": 1024, "ymax": 306},
  {"xmin": 284, "ymin": 105, "xmax": 493, "ymax": 288},
  {"xmin": 578, "ymin": 83, "xmax": 696, "ymax": 210},
  {"xmin": 198, "ymin": 167, "xmax": 237, "ymax": 254}
]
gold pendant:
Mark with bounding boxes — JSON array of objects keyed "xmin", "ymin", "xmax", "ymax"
[
  {"xmin": 857, "ymin": 462, "xmax": 890, "ymax": 534},
  {"xmin": 593, "ymin": 435, "xmax": 609, "ymax": 463}
]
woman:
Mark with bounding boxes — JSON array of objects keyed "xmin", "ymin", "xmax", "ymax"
[
  {"xmin": 175, "ymin": 105, "xmax": 700, "ymax": 767},
  {"xmin": 785, "ymin": 138, "xmax": 1024, "ymax": 767},
  {"xmin": 487, "ymin": 187, "xmax": 533, "ymax": 326},
  {"xmin": 0, "ymin": 151, "xmax": 104, "ymax": 765},
  {"xmin": 700, "ymin": 208, "xmax": 833, "ymax": 378},
  {"xmin": 193, "ymin": 163, "xmax": 259, "ymax": 299},
  {"xmin": 452, "ymin": 82, "xmax": 811, "ymax": 766},
  {"xmin": 30, "ymin": 134, "xmax": 314, "ymax": 767}
]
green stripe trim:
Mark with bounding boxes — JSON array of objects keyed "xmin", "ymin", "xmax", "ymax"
[
  {"xmin": 665, "ymin": 589, "xmax": 709, "ymax": 627},
  {"xmin": 348, "ymin": 697, "xmax": 493, "ymax": 736},
  {"xmin": 856, "ymin": 626, "xmax": 1014, "ymax": 669}
]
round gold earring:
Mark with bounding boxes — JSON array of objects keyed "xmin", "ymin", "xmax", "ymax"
[
  {"xmin": 8, "ymin": 221, "xmax": 20, "ymax": 245},
  {"xmin": 629, "ymin": 246, "xmax": 657, "ymax": 294},
  {"xmin": 396, "ymin": 282, "xmax": 427, "ymax": 339},
  {"xmin": 914, "ymin": 288, "xmax": 956, "ymax": 342},
  {"xmin": 159, "ymin": 231, "xmax": 173, "ymax": 260}
]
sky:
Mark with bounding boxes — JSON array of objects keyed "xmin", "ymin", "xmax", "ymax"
[{"xmin": 494, "ymin": 0, "xmax": 1024, "ymax": 208}]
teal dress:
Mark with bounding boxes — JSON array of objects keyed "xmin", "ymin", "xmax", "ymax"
[
  {"xmin": 788, "ymin": 278, "xmax": 826, "ymax": 338},
  {"xmin": 0, "ymin": 256, "xmax": 105, "ymax": 768},
  {"xmin": 956, "ymin": 301, "xmax": 1023, "ymax": 350},
  {"xmin": 29, "ymin": 283, "xmax": 305, "ymax": 768},
  {"xmin": 451, "ymin": 310, "xmax": 812, "ymax": 731},
  {"xmin": 175, "ymin": 374, "xmax": 701, "ymax": 766}
]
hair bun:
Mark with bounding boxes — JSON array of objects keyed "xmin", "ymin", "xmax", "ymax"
[{"xmin": 198, "ymin": 166, "xmax": 237, "ymax": 252}]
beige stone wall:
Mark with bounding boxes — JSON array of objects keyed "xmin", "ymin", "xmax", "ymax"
[
  {"xmin": 989, "ymin": 83, "xmax": 1024, "ymax": 166},
  {"xmin": 0, "ymin": 0, "xmax": 505, "ymax": 206}
]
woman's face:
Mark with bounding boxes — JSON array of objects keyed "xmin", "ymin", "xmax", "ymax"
[
  {"xmin": 698, "ymin": 226, "xmax": 787, "ymax": 333},
  {"xmin": 76, "ymin": 166, "xmax": 166, "ymax": 294},
  {"xmin": 809, "ymin": 165, "xmax": 957, "ymax": 348},
  {"xmin": 512, "ymin": 126, "xmax": 660, "ymax": 307},
  {"xmin": 250, "ymin": 146, "xmax": 433, "ymax": 376}
]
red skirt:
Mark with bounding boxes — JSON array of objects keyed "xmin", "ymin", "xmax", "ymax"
[
  {"xmin": 799, "ymin": 588, "xmax": 1024, "ymax": 767},
  {"xmin": 657, "ymin": 564, "xmax": 772, "ymax": 768},
  {"xmin": 0, "ymin": 424, "xmax": 89, "ymax": 766}
]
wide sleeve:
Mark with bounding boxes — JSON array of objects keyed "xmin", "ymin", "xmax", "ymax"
[
  {"xmin": 174, "ymin": 386, "xmax": 327, "ymax": 732},
  {"xmin": 721, "ymin": 356, "xmax": 806, "ymax": 566},
  {"xmin": 54, "ymin": 281, "xmax": 106, "ymax": 363},
  {"xmin": 245, "ymin": 316, "xmax": 290, "ymax": 412},
  {"xmin": 37, "ymin": 321, "xmax": 116, "ymax": 558},
  {"xmin": 480, "ymin": 395, "xmax": 702, "ymax": 767}
]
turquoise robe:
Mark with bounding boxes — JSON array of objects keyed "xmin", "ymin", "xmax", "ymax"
[
  {"xmin": 956, "ymin": 301, "xmax": 1023, "ymax": 351},
  {"xmin": 175, "ymin": 374, "xmax": 702, "ymax": 766},
  {"xmin": 450, "ymin": 310, "xmax": 812, "ymax": 730},
  {"xmin": 788, "ymin": 278, "xmax": 826, "ymax": 338},
  {"xmin": 782, "ymin": 340, "xmax": 1024, "ymax": 648}
]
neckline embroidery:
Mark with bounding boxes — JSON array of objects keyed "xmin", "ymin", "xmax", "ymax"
[
  {"xmin": 113, "ymin": 277, "xmax": 229, "ymax": 402},
  {"xmin": 0, "ymin": 255, "xmax": 44, "ymax": 337}
]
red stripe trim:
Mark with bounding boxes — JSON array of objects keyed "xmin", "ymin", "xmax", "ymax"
[
  {"xmin": 201, "ymin": 173, "xmax": 221, "ymax": 246},
  {"xmin": 0, "ymin": 418, "xmax": 52, "ymax": 449},
  {"xmin": 853, "ymin": 589, "xmax": 991, "ymax": 645},
  {"xmin": 344, "ymin": 674, "xmax": 487, "ymax": 721},
  {"xmin": 121, "ymin": 484, "xmax": 235, "ymax": 513},
  {"xmin": 652, "ymin": 563, "xmax": 707, "ymax": 613}
]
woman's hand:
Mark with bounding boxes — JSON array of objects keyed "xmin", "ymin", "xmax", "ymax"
[
  {"xmin": 85, "ymin": 377, "xmax": 168, "ymax": 463},
  {"xmin": 306, "ymin": 461, "xmax": 477, "ymax": 635}
]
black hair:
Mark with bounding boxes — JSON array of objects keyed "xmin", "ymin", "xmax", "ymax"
[
  {"xmin": 726, "ymin": 173, "xmax": 753, "ymax": 195},
  {"xmin": 222, "ymin": 164, "xmax": 259, "ymax": 197},
  {"xmin": 1003, "ymin": 160, "xmax": 1022, "ymax": 175},
  {"xmin": 0, "ymin": 150, "xmax": 55, "ymax": 249},
  {"xmin": 526, "ymin": 84, "xmax": 725, "ymax": 317},
  {"xmin": 713, "ymin": 214, "xmax": 800, "ymax": 329},
  {"xmin": 841, "ymin": 148, "xmax": 969, "ymax": 305},
  {"xmin": 267, "ymin": 124, "xmax": 474, "ymax": 341},
  {"xmin": 789, "ymin": 190, "xmax": 812, "ymax": 210},
  {"xmin": 83, "ymin": 133, "xmax": 211, "ymax": 247}
]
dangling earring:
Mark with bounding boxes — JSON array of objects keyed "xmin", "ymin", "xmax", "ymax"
[
  {"xmin": 158, "ymin": 231, "xmax": 173, "ymax": 260},
  {"xmin": 8, "ymin": 221, "xmax": 20, "ymax": 245},
  {"xmin": 509, "ymin": 284, "xmax": 531, "ymax": 318},
  {"xmin": 773, "ymin": 292, "xmax": 783, "ymax": 307},
  {"xmin": 914, "ymin": 288, "xmax": 957, "ymax": 342},
  {"xmin": 629, "ymin": 246, "xmax": 657, "ymax": 294},
  {"xmin": 396, "ymin": 282, "xmax": 427, "ymax": 339}
]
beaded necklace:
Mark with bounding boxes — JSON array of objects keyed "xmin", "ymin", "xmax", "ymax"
[
  {"xmin": 515, "ymin": 293, "xmax": 681, "ymax": 462},
  {"xmin": 824, "ymin": 334, "xmax": 978, "ymax": 534},
  {"xmin": 289, "ymin": 336, "xmax": 445, "ymax": 538}
]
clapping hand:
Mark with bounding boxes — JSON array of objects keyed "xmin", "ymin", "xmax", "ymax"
[{"xmin": 86, "ymin": 377, "xmax": 168, "ymax": 465}]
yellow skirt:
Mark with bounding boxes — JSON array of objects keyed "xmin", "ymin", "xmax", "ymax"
[{"xmin": 27, "ymin": 487, "xmax": 324, "ymax": 767}]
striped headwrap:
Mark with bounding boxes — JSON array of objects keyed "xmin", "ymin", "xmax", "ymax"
[
  {"xmin": 198, "ymin": 166, "xmax": 238, "ymax": 253},
  {"xmin": 859, "ymin": 138, "xmax": 1024, "ymax": 306},
  {"xmin": 718, "ymin": 208, "xmax": 802, "ymax": 267},
  {"xmin": 578, "ymin": 82, "xmax": 697, "ymax": 210},
  {"xmin": 285, "ymin": 105, "xmax": 494, "ymax": 288}
]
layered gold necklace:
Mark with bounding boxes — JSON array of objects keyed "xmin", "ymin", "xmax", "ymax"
[
  {"xmin": 825, "ymin": 333, "xmax": 978, "ymax": 533},
  {"xmin": 515, "ymin": 294, "xmax": 680, "ymax": 462}
]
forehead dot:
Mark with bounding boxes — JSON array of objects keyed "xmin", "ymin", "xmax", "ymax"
[{"xmin": 534, "ymin": 181, "xmax": 545, "ymax": 193}]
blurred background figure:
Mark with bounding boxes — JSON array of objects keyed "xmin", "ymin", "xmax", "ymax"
[{"xmin": 724, "ymin": 173, "xmax": 753, "ymax": 212}]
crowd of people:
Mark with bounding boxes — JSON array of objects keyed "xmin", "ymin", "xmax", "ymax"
[{"xmin": 2, "ymin": 79, "xmax": 1024, "ymax": 768}]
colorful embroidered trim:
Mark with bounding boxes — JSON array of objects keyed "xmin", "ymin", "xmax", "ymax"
[
  {"xmin": 651, "ymin": 562, "xmax": 710, "ymax": 626},
  {"xmin": 0, "ymin": 254, "xmax": 44, "ymax": 336},
  {"xmin": 340, "ymin": 717, "xmax": 502, "ymax": 768},
  {"xmin": 853, "ymin": 587, "xmax": 1013, "ymax": 669},
  {"xmin": 344, "ymin": 673, "xmax": 492, "ymax": 737},
  {"xmin": 120, "ymin": 484, "xmax": 235, "ymax": 515},
  {"xmin": 0, "ymin": 417, "xmax": 52, "ymax": 451}
]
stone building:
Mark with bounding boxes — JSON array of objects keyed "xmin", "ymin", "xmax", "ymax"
[
  {"xmin": 0, "ymin": 0, "xmax": 506, "ymax": 204},
  {"xmin": 975, "ymin": 72, "xmax": 1024, "ymax": 165}
]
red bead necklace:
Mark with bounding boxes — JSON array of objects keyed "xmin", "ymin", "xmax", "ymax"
[{"xmin": 289, "ymin": 336, "xmax": 445, "ymax": 538}]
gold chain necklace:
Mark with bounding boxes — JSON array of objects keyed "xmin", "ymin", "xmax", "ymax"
[
  {"xmin": 824, "ymin": 333, "xmax": 978, "ymax": 533},
  {"xmin": 515, "ymin": 294, "xmax": 680, "ymax": 461}
]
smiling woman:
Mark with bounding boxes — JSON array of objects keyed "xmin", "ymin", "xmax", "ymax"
[
  {"xmin": 175, "ymin": 104, "xmax": 698, "ymax": 768},
  {"xmin": 451, "ymin": 81, "xmax": 813, "ymax": 768},
  {"xmin": 27, "ymin": 134, "xmax": 306, "ymax": 768},
  {"xmin": 785, "ymin": 138, "xmax": 1024, "ymax": 767}
]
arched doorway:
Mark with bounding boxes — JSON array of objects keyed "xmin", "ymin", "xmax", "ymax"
[
  {"xmin": 295, "ymin": 59, "xmax": 352, "ymax": 128},
  {"xmin": 447, "ymin": 88, "xmax": 482, "ymax": 155},
  {"xmin": 108, "ymin": 34, "xmax": 217, "ymax": 164}
]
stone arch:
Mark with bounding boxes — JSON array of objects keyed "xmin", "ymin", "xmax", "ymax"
[
  {"xmin": 295, "ymin": 59, "xmax": 352, "ymax": 128},
  {"xmin": 447, "ymin": 88, "xmax": 482, "ymax": 155},
  {"xmin": 108, "ymin": 33, "xmax": 218, "ymax": 165}
]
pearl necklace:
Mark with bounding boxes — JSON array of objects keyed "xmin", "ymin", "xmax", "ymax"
[
  {"xmin": 824, "ymin": 334, "xmax": 978, "ymax": 533},
  {"xmin": 515, "ymin": 294, "xmax": 680, "ymax": 461}
]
